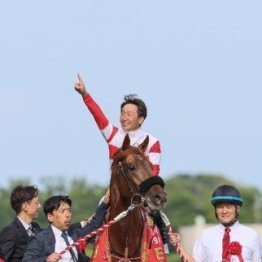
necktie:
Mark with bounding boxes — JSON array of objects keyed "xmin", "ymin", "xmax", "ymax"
[
  {"xmin": 61, "ymin": 231, "xmax": 78, "ymax": 262},
  {"xmin": 222, "ymin": 227, "xmax": 231, "ymax": 261},
  {"xmin": 27, "ymin": 225, "xmax": 35, "ymax": 237}
]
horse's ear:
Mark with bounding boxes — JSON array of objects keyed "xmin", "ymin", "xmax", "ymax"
[
  {"xmin": 122, "ymin": 134, "xmax": 131, "ymax": 150},
  {"xmin": 139, "ymin": 135, "xmax": 149, "ymax": 153}
]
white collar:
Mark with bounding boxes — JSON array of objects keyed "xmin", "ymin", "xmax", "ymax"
[
  {"xmin": 51, "ymin": 224, "xmax": 64, "ymax": 238},
  {"xmin": 17, "ymin": 216, "xmax": 31, "ymax": 231}
]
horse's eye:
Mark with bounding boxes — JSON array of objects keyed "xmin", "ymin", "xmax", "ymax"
[{"xmin": 128, "ymin": 165, "xmax": 136, "ymax": 171}]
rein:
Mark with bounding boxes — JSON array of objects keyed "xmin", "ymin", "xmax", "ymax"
[{"xmin": 59, "ymin": 203, "xmax": 137, "ymax": 257}]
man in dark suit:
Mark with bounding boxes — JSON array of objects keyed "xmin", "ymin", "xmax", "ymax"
[
  {"xmin": 22, "ymin": 193, "xmax": 109, "ymax": 262},
  {"xmin": 0, "ymin": 185, "xmax": 42, "ymax": 262}
]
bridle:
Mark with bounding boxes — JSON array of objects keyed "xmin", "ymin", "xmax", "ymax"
[
  {"xmin": 117, "ymin": 161, "xmax": 145, "ymax": 201},
  {"xmin": 117, "ymin": 159, "xmax": 166, "ymax": 208}
]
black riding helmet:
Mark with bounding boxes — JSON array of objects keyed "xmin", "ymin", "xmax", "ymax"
[{"xmin": 211, "ymin": 184, "xmax": 243, "ymax": 206}]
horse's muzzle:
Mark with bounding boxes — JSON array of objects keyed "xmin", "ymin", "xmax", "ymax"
[
  {"xmin": 153, "ymin": 191, "xmax": 167, "ymax": 206},
  {"xmin": 143, "ymin": 186, "xmax": 167, "ymax": 211}
]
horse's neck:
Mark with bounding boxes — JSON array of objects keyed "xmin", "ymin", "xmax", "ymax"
[
  {"xmin": 108, "ymin": 199, "xmax": 129, "ymax": 219},
  {"xmin": 108, "ymin": 205, "xmax": 145, "ymax": 259}
]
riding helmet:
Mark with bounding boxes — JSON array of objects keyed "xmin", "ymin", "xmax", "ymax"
[{"xmin": 211, "ymin": 184, "xmax": 243, "ymax": 206}]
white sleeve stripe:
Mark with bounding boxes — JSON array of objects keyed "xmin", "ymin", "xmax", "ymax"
[
  {"xmin": 101, "ymin": 124, "xmax": 114, "ymax": 140},
  {"xmin": 149, "ymin": 152, "xmax": 161, "ymax": 165}
]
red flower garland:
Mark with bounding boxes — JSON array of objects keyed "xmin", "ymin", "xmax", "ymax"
[{"xmin": 225, "ymin": 241, "xmax": 244, "ymax": 262}]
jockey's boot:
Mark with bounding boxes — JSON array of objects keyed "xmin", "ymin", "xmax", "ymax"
[{"xmin": 150, "ymin": 210, "xmax": 170, "ymax": 254}]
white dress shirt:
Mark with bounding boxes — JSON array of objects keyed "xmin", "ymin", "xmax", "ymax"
[
  {"xmin": 192, "ymin": 221, "xmax": 262, "ymax": 262},
  {"xmin": 17, "ymin": 216, "xmax": 31, "ymax": 231},
  {"xmin": 51, "ymin": 225, "xmax": 78, "ymax": 262}
]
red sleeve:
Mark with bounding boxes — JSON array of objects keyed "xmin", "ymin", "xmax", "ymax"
[
  {"xmin": 150, "ymin": 141, "xmax": 161, "ymax": 153},
  {"xmin": 152, "ymin": 165, "xmax": 160, "ymax": 176},
  {"xmin": 83, "ymin": 94, "xmax": 109, "ymax": 130}
]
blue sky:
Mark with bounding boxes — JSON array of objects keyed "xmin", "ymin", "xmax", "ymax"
[{"xmin": 1, "ymin": 1, "xmax": 261, "ymax": 189}]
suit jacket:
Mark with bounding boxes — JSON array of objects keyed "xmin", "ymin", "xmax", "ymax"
[
  {"xmin": 22, "ymin": 202, "xmax": 108, "ymax": 262},
  {"xmin": 0, "ymin": 217, "xmax": 41, "ymax": 262},
  {"xmin": 0, "ymin": 247, "xmax": 5, "ymax": 260}
]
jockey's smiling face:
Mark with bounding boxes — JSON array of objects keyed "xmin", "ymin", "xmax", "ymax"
[{"xmin": 120, "ymin": 104, "xmax": 144, "ymax": 132}]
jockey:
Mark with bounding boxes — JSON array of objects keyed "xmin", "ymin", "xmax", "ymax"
[
  {"xmin": 192, "ymin": 184, "xmax": 262, "ymax": 261},
  {"xmin": 74, "ymin": 74, "xmax": 160, "ymax": 176},
  {"xmin": 74, "ymin": 74, "xmax": 170, "ymax": 252}
]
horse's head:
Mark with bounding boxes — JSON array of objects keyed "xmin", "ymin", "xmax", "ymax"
[{"xmin": 110, "ymin": 134, "xmax": 167, "ymax": 211}]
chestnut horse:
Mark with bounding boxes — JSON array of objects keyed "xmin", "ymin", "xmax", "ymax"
[{"xmin": 99, "ymin": 134, "xmax": 167, "ymax": 262}]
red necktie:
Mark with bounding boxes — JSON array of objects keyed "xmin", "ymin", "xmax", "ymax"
[{"xmin": 222, "ymin": 227, "xmax": 231, "ymax": 261}]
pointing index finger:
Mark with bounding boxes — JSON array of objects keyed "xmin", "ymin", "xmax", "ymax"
[{"xmin": 77, "ymin": 73, "xmax": 83, "ymax": 82}]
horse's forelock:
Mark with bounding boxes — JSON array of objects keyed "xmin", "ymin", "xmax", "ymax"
[{"xmin": 113, "ymin": 147, "xmax": 146, "ymax": 163}]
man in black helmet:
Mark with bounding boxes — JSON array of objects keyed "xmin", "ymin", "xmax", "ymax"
[{"xmin": 192, "ymin": 184, "xmax": 262, "ymax": 262}]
